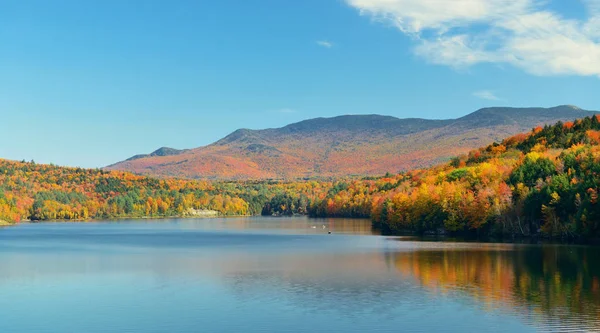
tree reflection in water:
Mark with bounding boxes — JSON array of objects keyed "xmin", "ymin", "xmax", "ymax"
[{"xmin": 387, "ymin": 243, "xmax": 600, "ymax": 331}]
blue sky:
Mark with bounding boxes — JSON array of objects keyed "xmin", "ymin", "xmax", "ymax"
[{"xmin": 1, "ymin": 0, "xmax": 599, "ymax": 168}]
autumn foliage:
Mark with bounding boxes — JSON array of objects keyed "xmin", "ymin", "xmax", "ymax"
[
  {"xmin": 307, "ymin": 116, "xmax": 600, "ymax": 239},
  {"xmin": 2, "ymin": 116, "xmax": 600, "ymax": 240},
  {"xmin": 0, "ymin": 162, "xmax": 327, "ymax": 223}
]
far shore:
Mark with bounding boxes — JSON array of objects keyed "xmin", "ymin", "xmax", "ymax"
[
  {"xmin": 0, "ymin": 214, "xmax": 333, "ymax": 226},
  {"xmin": 3, "ymin": 213, "xmax": 256, "ymax": 226}
]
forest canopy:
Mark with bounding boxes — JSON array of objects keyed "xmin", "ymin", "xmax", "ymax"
[{"xmin": 1, "ymin": 115, "xmax": 600, "ymax": 240}]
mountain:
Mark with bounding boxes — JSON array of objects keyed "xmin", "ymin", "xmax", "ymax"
[
  {"xmin": 106, "ymin": 105, "xmax": 599, "ymax": 179},
  {"xmin": 125, "ymin": 147, "xmax": 189, "ymax": 162}
]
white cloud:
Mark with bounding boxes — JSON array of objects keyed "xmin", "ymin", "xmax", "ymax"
[
  {"xmin": 316, "ymin": 40, "xmax": 333, "ymax": 48},
  {"xmin": 414, "ymin": 34, "xmax": 496, "ymax": 68},
  {"xmin": 346, "ymin": 0, "xmax": 600, "ymax": 77},
  {"xmin": 473, "ymin": 90, "xmax": 501, "ymax": 101}
]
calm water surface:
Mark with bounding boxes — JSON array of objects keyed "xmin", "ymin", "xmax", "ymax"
[{"xmin": 1, "ymin": 217, "xmax": 599, "ymax": 332}]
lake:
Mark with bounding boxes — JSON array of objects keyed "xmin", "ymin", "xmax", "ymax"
[{"xmin": 0, "ymin": 217, "xmax": 598, "ymax": 332}]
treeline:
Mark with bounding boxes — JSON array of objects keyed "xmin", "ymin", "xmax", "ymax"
[
  {"xmin": 304, "ymin": 115, "xmax": 600, "ymax": 240},
  {"xmin": 2, "ymin": 115, "xmax": 600, "ymax": 240},
  {"xmin": 0, "ymin": 161, "xmax": 329, "ymax": 222}
]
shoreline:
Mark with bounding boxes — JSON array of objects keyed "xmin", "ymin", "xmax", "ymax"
[
  {"xmin": 5, "ymin": 216, "xmax": 599, "ymax": 245},
  {"xmin": 10, "ymin": 213, "xmax": 254, "ymax": 225}
]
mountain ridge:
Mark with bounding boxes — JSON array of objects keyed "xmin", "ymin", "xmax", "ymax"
[{"xmin": 106, "ymin": 105, "xmax": 599, "ymax": 179}]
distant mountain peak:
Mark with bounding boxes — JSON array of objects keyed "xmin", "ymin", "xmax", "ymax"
[
  {"xmin": 561, "ymin": 104, "xmax": 582, "ymax": 110},
  {"xmin": 216, "ymin": 128, "xmax": 262, "ymax": 146},
  {"xmin": 107, "ymin": 105, "xmax": 600, "ymax": 179},
  {"xmin": 123, "ymin": 146, "xmax": 187, "ymax": 162}
]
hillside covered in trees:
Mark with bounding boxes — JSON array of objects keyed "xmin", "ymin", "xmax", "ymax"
[
  {"xmin": 107, "ymin": 106, "xmax": 598, "ymax": 180},
  {"xmin": 307, "ymin": 115, "xmax": 600, "ymax": 240},
  {"xmin": 0, "ymin": 161, "xmax": 330, "ymax": 223},
  {"xmin": 2, "ymin": 115, "xmax": 600, "ymax": 240}
]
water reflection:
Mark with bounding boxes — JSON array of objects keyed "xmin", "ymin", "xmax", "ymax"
[
  {"xmin": 388, "ymin": 242, "xmax": 600, "ymax": 331},
  {"xmin": 0, "ymin": 218, "xmax": 599, "ymax": 332},
  {"xmin": 164, "ymin": 216, "xmax": 378, "ymax": 235}
]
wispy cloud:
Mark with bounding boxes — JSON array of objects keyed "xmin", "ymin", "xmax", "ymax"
[
  {"xmin": 316, "ymin": 40, "xmax": 333, "ymax": 48},
  {"xmin": 473, "ymin": 90, "xmax": 501, "ymax": 101},
  {"xmin": 346, "ymin": 0, "xmax": 600, "ymax": 77},
  {"xmin": 276, "ymin": 108, "xmax": 297, "ymax": 114}
]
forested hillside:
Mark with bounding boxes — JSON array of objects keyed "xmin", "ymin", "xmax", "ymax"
[
  {"xmin": 3, "ymin": 115, "xmax": 600, "ymax": 240},
  {"xmin": 0, "ymin": 161, "xmax": 329, "ymax": 223},
  {"xmin": 107, "ymin": 105, "xmax": 598, "ymax": 180},
  {"xmin": 306, "ymin": 115, "xmax": 600, "ymax": 239}
]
